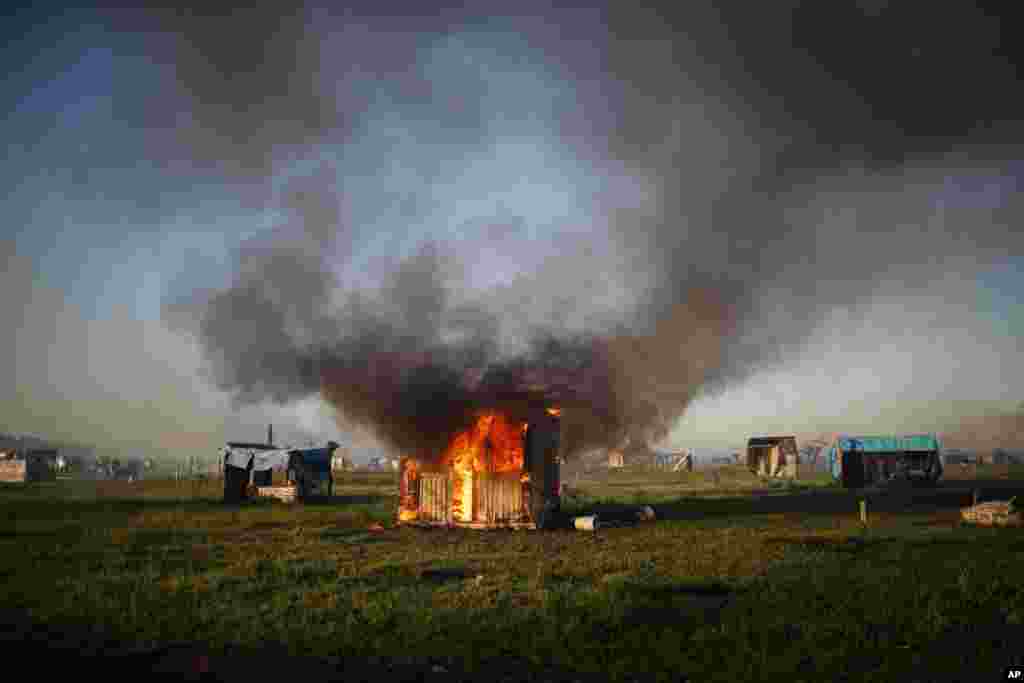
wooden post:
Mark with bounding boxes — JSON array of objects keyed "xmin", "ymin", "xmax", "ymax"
[
  {"xmin": 859, "ymin": 498, "xmax": 868, "ymax": 525},
  {"xmin": 973, "ymin": 489, "xmax": 980, "ymax": 506}
]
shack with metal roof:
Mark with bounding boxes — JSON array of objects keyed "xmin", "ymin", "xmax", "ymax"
[
  {"xmin": 827, "ymin": 434, "xmax": 942, "ymax": 488},
  {"xmin": 0, "ymin": 449, "xmax": 58, "ymax": 483},
  {"xmin": 222, "ymin": 442, "xmax": 338, "ymax": 503}
]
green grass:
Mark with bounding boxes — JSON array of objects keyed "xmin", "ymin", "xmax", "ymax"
[{"xmin": 1, "ymin": 471, "xmax": 1022, "ymax": 682}]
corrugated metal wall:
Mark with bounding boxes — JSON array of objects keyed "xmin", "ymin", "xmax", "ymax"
[
  {"xmin": 415, "ymin": 471, "xmax": 525, "ymax": 524},
  {"xmin": 418, "ymin": 473, "xmax": 450, "ymax": 523},
  {"xmin": 475, "ymin": 472, "xmax": 524, "ymax": 523}
]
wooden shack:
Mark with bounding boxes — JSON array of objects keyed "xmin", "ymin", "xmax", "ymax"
[
  {"xmin": 0, "ymin": 450, "xmax": 57, "ymax": 483},
  {"xmin": 223, "ymin": 442, "xmax": 278, "ymax": 503},
  {"xmin": 607, "ymin": 450, "xmax": 625, "ymax": 468},
  {"xmin": 747, "ymin": 436, "xmax": 799, "ymax": 478},
  {"xmin": 0, "ymin": 457, "xmax": 25, "ymax": 483}
]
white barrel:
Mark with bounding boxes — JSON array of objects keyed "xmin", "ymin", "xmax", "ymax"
[{"xmin": 574, "ymin": 515, "xmax": 598, "ymax": 530}]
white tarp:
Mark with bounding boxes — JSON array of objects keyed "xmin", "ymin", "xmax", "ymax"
[
  {"xmin": 223, "ymin": 448, "xmax": 291, "ymax": 471},
  {"xmin": 253, "ymin": 449, "xmax": 291, "ymax": 471}
]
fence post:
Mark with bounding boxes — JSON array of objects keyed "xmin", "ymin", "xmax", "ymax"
[
  {"xmin": 859, "ymin": 498, "xmax": 868, "ymax": 526},
  {"xmin": 973, "ymin": 489, "xmax": 980, "ymax": 506}
]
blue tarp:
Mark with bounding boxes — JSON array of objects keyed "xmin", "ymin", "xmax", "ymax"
[{"xmin": 293, "ymin": 447, "xmax": 333, "ymax": 473}]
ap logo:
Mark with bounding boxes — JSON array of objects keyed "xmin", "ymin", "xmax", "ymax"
[{"xmin": 1006, "ymin": 667, "xmax": 1023, "ymax": 680}]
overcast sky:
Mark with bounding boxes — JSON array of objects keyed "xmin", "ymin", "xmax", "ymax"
[{"xmin": 3, "ymin": 3, "xmax": 1022, "ymax": 460}]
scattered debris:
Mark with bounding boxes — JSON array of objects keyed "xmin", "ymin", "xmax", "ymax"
[
  {"xmin": 636, "ymin": 505, "xmax": 656, "ymax": 522},
  {"xmin": 961, "ymin": 497, "xmax": 1021, "ymax": 527},
  {"xmin": 572, "ymin": 506, "xmax": 656, "ymax": 531},
  {"xmin": 255, "ymin": 485, "xmax": 297, "ymax": 503}
]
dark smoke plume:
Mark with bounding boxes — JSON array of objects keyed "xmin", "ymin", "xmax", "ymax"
[
  {"xmin": 107, "ymin": 4, "xmax": 333, "ymax": 179},
  {"xmin": 163, "ymin": 2, "xmax": 1024, "ymax": 459},
  {"xmin": 602, "ymin": 2, "xmax": 1024, "ymax": 400}
]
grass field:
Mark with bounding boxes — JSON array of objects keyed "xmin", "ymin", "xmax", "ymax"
[{"xmin": 2, "ymin": 465, "xmax": 1023, "ymax": 682}]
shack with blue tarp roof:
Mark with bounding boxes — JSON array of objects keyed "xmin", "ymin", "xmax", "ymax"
[
  {"xmin": 827, "ymin": 434, "xmax": 942, "ymax": 487},
  {"xmin": 222, "ymin": 441, "xmax": 339, "ymax": 503}
]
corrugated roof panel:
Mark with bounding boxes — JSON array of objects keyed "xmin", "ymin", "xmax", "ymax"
[{"xmin": 836, "ymin": 434, "xmax": 940, "ymax": 452}]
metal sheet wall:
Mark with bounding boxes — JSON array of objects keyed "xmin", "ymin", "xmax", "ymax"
[
  {"xmin": 418, "ymin": 473, "xmax": 450, "ymax": 522},
  {"xmin": 476, "ymin": 471, "xmax": 524, "ymax": 523}
]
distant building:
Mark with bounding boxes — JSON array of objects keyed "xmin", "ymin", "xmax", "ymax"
[
  {"xmin": 331, "ymin": 451, "xmax": 351, "ymax": 471},
  {"xmin": 654, "ymin": 452, "xmax": 679, "ymax": 469},
  {"xmin": 942, "ymin": 449, "xmax": 975, "ymax": 465},
  {"xmin": 367, "ymin": 455, "xmax": 399, "ymax": 471},
  {"xmin": 0, "ymin": 449, "xmax": 58, "ymax": 483},
  {"xmin": 747, "ymin": 436, "xmax": 799, "ymax": 479},
  {"xmin": 828, "ymin": 435, "xmax": 943, "ymax": 487},
  {"xmin": 114, "ymin": 460, "xmax": 144, "ymax": 481}
]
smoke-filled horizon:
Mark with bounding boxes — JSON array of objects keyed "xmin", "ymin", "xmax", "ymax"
[
  {"xmin": 155, "ymin": 3, "xmax": 1024, "ymax": 460},
  {"xmin": 4, "ymin": 2, "xmax": 1023, "ymax": 459}
]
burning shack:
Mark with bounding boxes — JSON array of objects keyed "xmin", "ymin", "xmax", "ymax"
[
  {"xmin": 747, "ymin": 436, "xmax": 799, "ymax": 478},
  {"xmin": 398, "ymin": 407, "xmax": 562, "ymax": 529}
]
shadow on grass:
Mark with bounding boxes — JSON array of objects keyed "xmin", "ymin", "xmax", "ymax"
[
  {"xmin": 0, "ymin": 609, "xmax": 616, "ymax": 683},
  {"xmin": 761, "ymin": 535, "xmax": 881, "ymax": 554},
  {"xmin": 0, "ymin": 526, "xmax": 88, "ymax": 540},
  {"xmin": 612, "ymin": 578, "xmax": 734, "ymax": 597},
  {"xmin": 304, "ymin": 494, "xmax": 390, "ymax": 506},
  {"xmin": 320, "ymin": 528, "xmax": 394, "ymax": 545},
  {"xmin": 603, "ymin": 576, "xmax": 737, "ymax": 628},
  {"xmin": 3, "ymin": 496, "xmax": 226, "ymax": 515}
]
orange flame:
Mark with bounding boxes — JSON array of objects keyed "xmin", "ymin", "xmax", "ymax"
[
  {"xmin": 398, "ymin": 456, "xmax": 419, "ymax": 522},
  {"xmin": 398, "ymin": 412, "xmax": 531, "ymax": 524},
  {"xmin": 440, "ymin": 411, "xmax": 528, "ymax": 522},
  {"xmin": 546, "ymin": 407, "xmax": 561, "ymax": 416}
]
